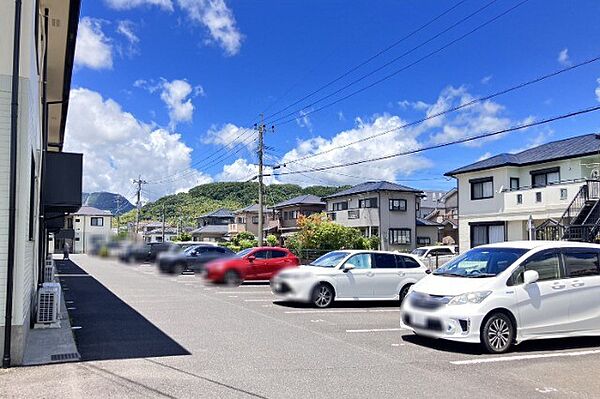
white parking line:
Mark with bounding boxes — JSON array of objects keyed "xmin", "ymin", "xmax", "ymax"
[
  {"xmin": 346, "ymin": 328, "xmax": 406, "ymax": 333},
  {"xmin": 216, "ymin": 291, "xmax": 271, "ymax": 294},
  {"xmin": 284, "ymin": 309, "xmax": 398, "ymax": 314},
  {"xmin": 244, "ymin": 299, "xmax": 274, "ymax": 302},
  {"xmin": 450, "ymin": 349, "xmax": 600, "ymax": 365}
]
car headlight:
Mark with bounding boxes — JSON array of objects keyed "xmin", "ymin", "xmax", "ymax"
[{"xmin": 448, "ymin": 291, "xmax": 492, "ymax": 305}]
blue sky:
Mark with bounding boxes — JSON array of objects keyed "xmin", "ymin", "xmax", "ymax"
[{"xmin": 64, "ymin": 0, "xmax": 600, "ymax": 201}]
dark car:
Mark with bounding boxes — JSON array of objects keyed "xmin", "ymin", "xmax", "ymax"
[
  {"xmin": 120, "ymin": 242, "xmax": 176, "ymax": 263},
  {"xmin": 157, "ymin": 244, "xmax": 235, "ymax": 274}
]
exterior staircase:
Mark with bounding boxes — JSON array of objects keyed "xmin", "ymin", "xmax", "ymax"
[{"xmin": 536, "ymin": 180, "xmax": 600, "ymax": 242}]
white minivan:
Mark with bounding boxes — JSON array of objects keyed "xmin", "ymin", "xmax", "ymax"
[
  {"xmin": 271, "ymin": 250, "xmax": 429, "ymax": 307},
  {"xmin": 401, "ymin": 241, "xmax": 600, "ymax": 353}
]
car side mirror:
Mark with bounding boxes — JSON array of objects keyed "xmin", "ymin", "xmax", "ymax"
[
  {"xmin": 523, "ymin": 270, "xmax": 539, "ymax": 285},
  {"xmin": 248, "ymin": 255, "xmax": 256, "ymax": 262},
  {"xmin": 342, "ymin": 264, "xmax": 355, "ymax": 273},
  {"xmin": 425, "ymin": 269, "xmax": 432, "ymax": 274}
]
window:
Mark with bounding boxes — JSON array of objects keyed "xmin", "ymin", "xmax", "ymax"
[
  {"xmin": 348, "ymin": 210, "xmax": 360, "ymax": 219},
  {"xmin": 510, "ymin": 177, "xmax": 520, "ymax": 191},
  {"xmin": 90, "ymin": 217, "xmax": 104, "ymax": 227},
  {"xmin": 270, "ymin": 250, "xmax": 287, "ymax": 258},
  {"xmin": 389, "ymin": 199, "xmax": 407, "ymax": 211},
  {"xmin": 251, "ymin": 216, "xmax": 259, "ymax": 224},
  {"xmin": 471, "ymin": 223, "xmax": 505, "ymax": 247},
  {"xmin": 358, "ymin": 198, "xmax": 378, "ymax": 208},
  {"xmin": 254, "ymin": 250, "xmax": 270, "ymax": 259},
  {"xmin": 431, "ymin": 247, "xmax": 453, "ymax": 256},
  {"xmin": 28, "ymin": 154, "xmax": 35, "ymax": 240},
  {"xmin": 512, "ymin": 250, "xmax": 561, "ymax": 285},
  {"xmin": 332, "ymin": 201, "xmax": 348, "ymax": 211},
  {"xmin": 237, "ymin": 217, "xmax": 245, "ymax": 223},
  {"xmin": 397, "ymin": 255, "xmax": 421, "ymax": 269},
  {"xmin": 531, "ymin": 167, "xmax": 560, "ymax": 188},
  {"xmin": 328, "ymin": 212, "xmax": 336, "ymax": 221},
  {"xmin": 560, "ymin": 188, "xmax": 568, "ymax": 200},
  {"xmin": 563, "ymin": 251, "xmax": 600, "ymax": 277},
  {"xmin": 373, "ymin": 253, "xmax": 397, "ymax": 269},
  {"xmin": 389, "ymin": 228, "xmax": 411, "ymax": 245},
  {"xmin": 416, "ymin": 237, "xmax": 431, "ymax": 245},
  {"xmin": 75, "ymin": 237, "xmax": 80, "ymax": 241},
  {"xmin": 516, "ymin": 194, "xmax": 523, "ymax": 204},
  {"xmin": 75, "ymin": 218, "xmax": 80, "ymax": 223},
  {"xmin": 371, "ymin": 227, "xmax": 379, "ymax": 237},
  {"xmin": 344, "ymin": 253, "xmax": 372, "ymax": 269},
  {"xmin": 436, "ymin": 247, "xmax": 527, "ymax": 277},
  {"xmin": 470, "ymin": 177, "xmax": 494, "ymax": 200},
  {"xmin": 535, "ymin": 192, "xmax": 542, "ymax": 203}
]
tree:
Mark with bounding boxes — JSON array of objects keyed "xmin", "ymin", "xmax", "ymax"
[
  {"xmin": 286, "ymin": 213, "xmax": 373, "ymax": 252},
  {"xmin": 223, "ymin": 231, "xmax": 258, "ymax": 253},
  {"xmin": 266, "ymin": 234, "xmax": 278, "ymax": 247},
  {"xmin": 172, "ymin": 231, "xmax": 192, "ymax": 242}
]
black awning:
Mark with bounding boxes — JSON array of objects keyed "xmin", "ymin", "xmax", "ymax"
[{"xmin": 43, "ymin": 151, "xmax": 82, "ymax": 214}]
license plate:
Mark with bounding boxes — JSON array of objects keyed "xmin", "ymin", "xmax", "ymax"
[{"xmin": 412, "ymin": 313, "xmax": 427, "ymax": 328}]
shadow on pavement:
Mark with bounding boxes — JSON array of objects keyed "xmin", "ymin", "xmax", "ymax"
[
  {"xmin": 55, "ymin": 260, "xmax": 191, "ymax": 362},
  {"xmin": 402, "ymin": 332, "xmax": 600, "ymax": 356}
]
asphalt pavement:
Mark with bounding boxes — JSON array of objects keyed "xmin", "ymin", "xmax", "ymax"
[{"xmin": 2, "ymin": 254, "xmax": 599, "ymax": 398}]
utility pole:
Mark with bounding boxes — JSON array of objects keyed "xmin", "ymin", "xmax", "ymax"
[
  {"xmin": 115, "ymin": 196, "xmax": 121, "ymax": 234},
  {"xmin": 161, "ymin": 203, "xmax": 166, "ymax": 242},
  {"xmin": 256, "ymin": 115, "xmax": 265, "ymax": 246},
  {"xmin": 133, "ymin": 175, "xmax": 147, "ymax": 237}
]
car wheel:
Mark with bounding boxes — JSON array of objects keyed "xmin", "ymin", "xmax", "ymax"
[
  {"xmin": 172, "ymin": 263, "xmax": 185, "ymax": 275},
  {"xmin": 481, "ymin": 313, "xmax": 514, "ymax": 354},
  {"xmin": 312, "ymin": 284, "xmax": 334, "ymax": 308},
  {"xmin": 224, "ymin": 270, "xmax": 242, "ymax": 286},
  {"xmin": 399, "ymin": 284, "xmax": 412, "ymax": 304}
]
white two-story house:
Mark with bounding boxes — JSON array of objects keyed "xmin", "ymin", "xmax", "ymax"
[
  {"xmin": 324, "ymin": 181, "xmax": 427, "ymax": 251},
  {"xmin": 446, "ymin": 133, "xmax": 600, "ymax": 251}
]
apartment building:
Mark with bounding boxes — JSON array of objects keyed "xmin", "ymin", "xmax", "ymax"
[
  {"xmin": 228, "ymin": 204, "xmax": 277, "ymax": 237},
  {"xmin": 272, "ymin": 195, "xmax": 326, "ymax": 237},
  {"xmin": 446, "ymin": 134, "xmax": 600, "ymax": 251},
  {"xmin": 65, "ymin": 206, "xmax": 113, "ymax": 253},
  {"xmin": 1, "ymin": 0, "xmax": 81, "ymax": 365},
  {"xmin": 324, "ymin": 181, "xmax": 424, "ymax": 251}
]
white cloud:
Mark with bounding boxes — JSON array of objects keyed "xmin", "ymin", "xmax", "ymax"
[
  {"xmin": 63, "ymin": 88, "xmax": 212, "ymax": 200},
  {"xmin": 160, "ymin": 79, "xmax": 196, "ymax": 128},
  {"xmin": 596, "ymin": 78, "xmax": 600, "ymax": 102},
  {"xmin": 337, "ymin": 111, "xmax": 345, "ymax": 121},
  {"xmin": 398, "ymin": 100, "xmax": 430, "ymax": 111},
  {"xmin": 477, "ymin": 152, "xmax": 492, "ymax": 162},
  {"xmin": 203, "ymin": 123, "xmax": 256, "ymax": 152},
  {"xmin": 116, "ymin": 20, "xmax": 139, "ymax": 44},
  {"xmin": 176, "ymin": 0, "xmax": 243, "ymax": 55},
  {"xmin": 481, "ymin": 75, "xmax": 493, "ymax": 84},
  {"xmin": 276, "ymin": 114, "xmax": 432, "ymax": 186},
  {"xmin": 74, "ymin": 17, "xmax": 113, "ymax": 70},
  {"xmin": 558, "ymin": 48, "xmax": 572, "ymax": 66},
  {"xmin": 217, "ymin": 158, "xmax": 279, "ymax": 184},
  {"xmin": 426, "ymin": 86, "xmax": 530, "ymax": 147},
  {"xmin": 105, "ymin": 0, "xmax": 174, "ymax": 11},
  {"xmin": 509, "ymin": 130, "xmax": 552, "ymax": 154},
  {"xmin": 295, "ymin": 110, "xmax": 313, "ymax": 132}
]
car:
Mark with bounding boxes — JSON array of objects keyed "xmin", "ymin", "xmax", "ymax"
[
  {"xmin": 119, "ymin": 242, "xmax": 176, "ymax": 263},
  {"xmin": 411, "ymin": 245, "xmax": 457, "ymax": 270},
  {"xmin": 271, "ymin": 250, "xmax": 429, "ymax": 308},
  {"xmin": 157, "ymin": 244, "xmax": 235, "ymax": 274},
  {"xmin": 204, "ymin": 247, "xmax": 300, "ymax": 286},
  {"xmin": 400, "ymin": 240, "xmax": 600, "ymax": 354}
]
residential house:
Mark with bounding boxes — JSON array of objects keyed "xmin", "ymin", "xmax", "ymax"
[
  {"xmin": 228, "ymin": 204, "xmax": 277, "ymax": 237},
  {"xmin": 1, "ymin": 0, "xmax": 82, "ymax": 365},
  {"xmin": 272, "ymin": 195, "xmax": 326, "ymax": 237},
  {"xmin": 415, "ymin": 218, "xmax": 443, "ymax": 246},
  {"xmin": 191, "ymin": 208, "xmax": 234, "ymax": 242},
  {"xmin": 446, "ymin": 133, "xmax": 600, "ymax": 251},
  {"xmin": 65, "ymin": 206, "xmax": 113, "ymax": 253},
  {"xmin": 143, "ymin": 227, "xmax": 178, "ymax": 243},
  {"xmin": 324, "ymin": 181, "xmax": 425, "ymax": 251},
  {"xmin": 423, "ymin": 188, "xmax": 459, "ymax": 245},
  {"xmin": 417, "ymin": 190, "xmax": 447, "ymax": 218}
]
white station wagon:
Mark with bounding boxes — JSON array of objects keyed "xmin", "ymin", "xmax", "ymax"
[
  {"xmin": 401, "ymin": 241, "xmax": 600, "ymax": 353},
  {"xmin": 271, "ymin": 250, "xmax": 429, "ymax": 308}
]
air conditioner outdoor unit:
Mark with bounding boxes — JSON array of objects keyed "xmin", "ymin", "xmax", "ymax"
[
  {"xmin": 36, "ymin": 283, "xmax": 61, "ymax": 324},
  {"xmin": 44, "ymin": 259, "xmax": 55, "ymax": 283}
]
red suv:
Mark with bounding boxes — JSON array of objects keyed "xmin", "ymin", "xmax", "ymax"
[{"xmin": 204, "ymin": 247, "xmax": 299, "ymax": 285}]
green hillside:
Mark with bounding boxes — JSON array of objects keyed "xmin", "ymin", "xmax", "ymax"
[{"xmin": 120, "ymin": 182, "xmax": 348, "ymax": 227}]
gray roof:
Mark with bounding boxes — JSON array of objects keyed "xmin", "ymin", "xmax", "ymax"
[
  {"xmin": 190, "ymin": 225, "xmax": 229, "ymax": 235},
  {"xmin": 419, "ymin": 190, "xmax": 447, "ymax": 209},
  {"xmin": 324, "ymin": 181, "xmax": 422, "ymax": 199},
  {"xmin": 73, "ymin": 206, "xmax": 112, "ymax": 216},
  {"xmin": 235, "ymin": 204, "xmax": 271, "ymax": 214},
  {"xmin": 416, "ymin": 217, "xmax": 442, "ymax": 227},
  {"xmin": 272, "ymin": 194, "xmax": 325, "ymax": 209},
  {"xmin": 145, "ymin": 227, "xmax": 178, "ymax": 235},
  {"xmin": 446, "ymin": 134, "xmax": 600, "ymax": 176},
  {"xmin": 198, "ymin": 208, "xmax": 234, "ymax": 218}
]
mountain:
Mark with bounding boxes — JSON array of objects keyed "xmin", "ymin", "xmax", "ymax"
[
  {"xmin": 119, "ymin": 182, "xmax": 349, "ymax": 227},
  {"xmin": 82, "ymin": 192, "xmax": 135, "ymax": 215}
]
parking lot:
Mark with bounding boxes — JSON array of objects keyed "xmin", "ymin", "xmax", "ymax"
[{"xmin": 2, "ymin": 254, "xmax": 599, "ymax": 398}]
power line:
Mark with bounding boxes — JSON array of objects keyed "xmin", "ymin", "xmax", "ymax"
[
  {"xmin": 263, "ymin": 0, "xmax": 471, "ymax": 121},
  {"xmin": 276, "ymin": 54, "xmax": 600, "ymax": 167},
  {"xmin": 270, "ymin": 0, "xmax": 529, "ymax": 127},
  {"xmin": 265, "ymin": 105, "xmax": 600, "ymax": 177}
]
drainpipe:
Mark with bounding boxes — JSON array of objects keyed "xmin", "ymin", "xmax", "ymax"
[{"xmin": 3, "ymin": 0, "xmax": 23, "ymax": 369}]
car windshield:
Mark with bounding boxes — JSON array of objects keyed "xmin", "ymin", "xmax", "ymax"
[
  {"xmin": 236, "ymin": 248, "xmax": 254, "ymax": 258},
  {"xmin": 433, "ymin": 247, "xmax": 528, "ymax": 277},
  {"xmin": 411, "ymin": 249, "xmax": 427, "ymax": 256},
  {"xmin": 309, "ymin": 251, "xmax": 350, "ymax": 267}
]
